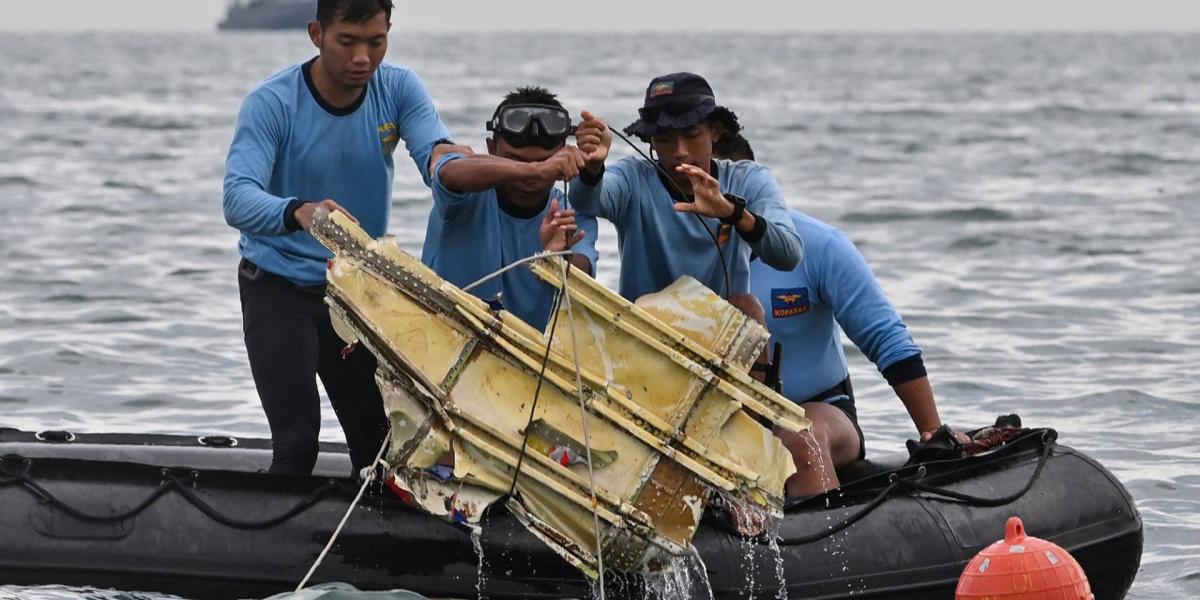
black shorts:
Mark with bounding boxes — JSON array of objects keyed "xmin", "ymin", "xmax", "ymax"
[
  {"xmin": 802, "ymin": 376, "xmax": 866, "ymax": 462},
  {"xmin": 828, "ymin": 397, "xmax": 866, "ymax": 461}
]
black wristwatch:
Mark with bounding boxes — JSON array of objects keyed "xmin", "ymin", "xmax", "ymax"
[{"xmin": 720, "ymin": 193, "xmax": 747, "ymax": 225}]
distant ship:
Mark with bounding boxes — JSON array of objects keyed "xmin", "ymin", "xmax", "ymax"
[{"xmin": 218, "ymin": 0, "xmax": 314, "ymax": 30}]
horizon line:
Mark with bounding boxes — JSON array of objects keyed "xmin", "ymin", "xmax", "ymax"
[{"xmin": 6, "ymin": 27, "xmax": 1200, "ymax": 34}]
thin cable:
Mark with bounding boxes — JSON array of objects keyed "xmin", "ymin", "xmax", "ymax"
[
  {"xmin": 506, "ymin": 185, "xmax": 577, "ymax": 496},
  {"xmin": 506, "ymin": 289, "xmax": 566, "ymax": 497},
  {"xmin": 560, "ymin": 255, "xmax": 608, "ymax": 597},
  {"xmin": 463, "ymin": 250, "xmax": 575, "ymax": 293},
  {"xmin": 606, "ymin": 127, "xmax": 733, "ymax": 299},
  {"xmin": 557, "ymin": 177, "xmax": 607, "ymax": 596},
  {"xmin": 295, "ymin": 432, "xmax": 391, "ymax": 591}
]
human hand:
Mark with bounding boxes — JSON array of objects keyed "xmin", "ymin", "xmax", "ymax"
[
  {"xmin": 534, "ymin": 146, "xmax": 587, "ymax": 186},
  {"xmin": 576, "ymin": 110, "xmax": 611, "ymax": 173},
  {"xmin": 672, "ymin": 164, "xmax": 734, "ymax": 219},
  {"xmin": 295, "ymin": 199, "xmax": 357, "ymax": 231},
  {"xmin": 919, "ymin": 426, "xmax": 971, "ymax": 444},
  {"xmin": 539, "ymin": 199, "xmax": 585, "ymax": 252}
]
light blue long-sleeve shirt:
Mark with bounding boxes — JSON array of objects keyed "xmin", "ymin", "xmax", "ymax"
[
  {"xmin": 569, "ymin": 157, "xmax": 802, "ymax": 300},
  {"xmin": 750, "ymin": 210, "xmax": 921, "ymax": 404},
  {"xmin": 223, "ymin": 59, "xmax": 450, "ymax": 286},
  {"xmin": 422, "ymin": 153, "xmax": 600, "ymax": 330}
]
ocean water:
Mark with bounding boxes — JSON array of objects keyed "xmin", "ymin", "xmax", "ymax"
[{"xmin": 0, "ymin": 31, "xmax": 1197, "ymax": 599}]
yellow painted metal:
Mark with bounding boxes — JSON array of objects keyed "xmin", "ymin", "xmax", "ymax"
[{"xmin": 310, "ymin": 211, "xmax": 808, "ymax": 575}]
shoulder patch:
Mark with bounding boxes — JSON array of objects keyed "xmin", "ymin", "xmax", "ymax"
[
  {"xmin": 379, "ymin": 121, "xmax": 399, "ymax": 155},
  {"xmin": 771, "ymin": 286, "xmax": 810, "ymax": 318}
]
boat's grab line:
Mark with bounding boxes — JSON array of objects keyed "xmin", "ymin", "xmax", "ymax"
[
  {"xmin": 776, "ymin": 430, "xmax": 1056, "ymax": 546},
  {"xmin": 0, "ymin": 457, "xmax": 355, "ymax": 529}
]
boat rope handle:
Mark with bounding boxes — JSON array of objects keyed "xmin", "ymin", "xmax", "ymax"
[
  {"xmin": 777, "ymin": 430, "xmax": 1055, "ymax": 546},
  {"xmin": 295, "ymin": 431, "xmax": 392, "ymax": 591},
  {"xmin": 0, "ymin": 459, "xmax": 354, "ymax": 528}
]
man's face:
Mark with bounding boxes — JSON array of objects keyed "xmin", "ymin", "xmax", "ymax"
[
  {"xmin": 488, "ymin": 136, "xmax": 562, "ymax": 205},
  {"xmin": 651, "ymin": 122, "xmax": 716, "ymax": 193},
  {"xmin": 310, "ymin": 11, "xmax": 390, "ymax": 90}
]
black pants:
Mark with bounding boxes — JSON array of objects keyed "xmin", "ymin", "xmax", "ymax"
[{"xmin": 238, "ymin": 259, "xmax": 388, "ymax": 475}]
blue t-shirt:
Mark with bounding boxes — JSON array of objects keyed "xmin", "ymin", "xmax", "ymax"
[
  {"xmin": 422, "ymin": 153, "xmax": 600, "ymax": 330},
  {"xmin": 569, "ymin": 158, "xmax": 802, "ymax": 300},
  {"xmin": 223, "ymin": 59, "xmax": 451, "ymax": 286},
  {"xmin": 750, "ymin": 210, "xmax": 921, "ymax": 404}
]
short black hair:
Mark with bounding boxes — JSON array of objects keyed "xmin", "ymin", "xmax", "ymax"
[
  {"xmin": 492, "ymin": 86, "xmax": 565, "ymax": 118},
  {"xmin": 316, "ymin": 0, "xmax": 393, "ymax": 28}
]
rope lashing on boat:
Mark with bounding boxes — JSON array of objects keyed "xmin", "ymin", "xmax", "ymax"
[
  {"xmin": 0, "ymin": 456, "xmax": 354, "ymax": 528},
  {"xmin": 777, "ymin": 430, "xmax": 1056, "ymax": 546},
  {"xmin": 295, "ymin": 432, "xmax": 392, "ymax": 591}
]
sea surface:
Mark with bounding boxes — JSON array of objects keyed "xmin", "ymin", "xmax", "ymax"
[{"xmin": 0, "ymin": 31, "xmax": 1197, "ymax": 599}]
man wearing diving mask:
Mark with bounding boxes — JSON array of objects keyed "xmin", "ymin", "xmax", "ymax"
[{"xmin": 421, "ymin": 86, "xmax": 599, "ymax": 329}]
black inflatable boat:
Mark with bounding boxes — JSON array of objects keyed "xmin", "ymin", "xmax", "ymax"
[{"xmin": 0, "ymin": 425, "xmax": 1141, "ymax": 599}]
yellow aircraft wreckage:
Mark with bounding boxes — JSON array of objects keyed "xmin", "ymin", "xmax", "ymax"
[{"xmin": 311, "ymin": 211, "xmax": 809, "ymax": 576}]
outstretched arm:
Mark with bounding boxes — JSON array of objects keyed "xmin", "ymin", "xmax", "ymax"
[
  {"xmin": 893, "ymin": 376, "xmax": 939, "ymax": 439},
  {"xmin": 390, "ymin": 69, "xmax": 453, "ymax": 187},
  {"xmin": 894, "ymin": 376, "xmax": 970, "ymax": 443},
  {"xmin": 439, "ymin": 147, "xmax": 586, "ymax": 194},
  {"xmin": 818, "ymin": 229, "xmax": 966, "ymax": 443}
]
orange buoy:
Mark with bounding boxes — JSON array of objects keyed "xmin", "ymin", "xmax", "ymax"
[{"xmin": 956, "ymin": 516, "xmax": 1093, "ymax": 600}]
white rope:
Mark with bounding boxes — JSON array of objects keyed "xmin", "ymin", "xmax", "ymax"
[
  {"xmin": 555, "ymin": 180, "xmax": 607, "ymax": 598},
  {"xmin": 295, "ymin": 431, "xmax": 391, "ymax": 592},
  {"xmin": 560, "ymin": 260, "xmax": 607, "ymax": 597},
  {"xmin": 462, "ymin": 250, "xmax": 575, "ymax": 293}
]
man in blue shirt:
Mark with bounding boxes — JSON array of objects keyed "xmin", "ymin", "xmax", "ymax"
[
  {"xmin": 569, "ymin": 73, "xmax": 802, "ymax": 312},
  {"xmin": 713, "ymin": 137, "xmax": 965, "ymax": 496},
  {"xmin": 222, "ymin": 0, "xmax": 458, "ymax": 475},
  {"xmin": 423, "ymin": 87, "xmax": 599, "ymax": 330}
]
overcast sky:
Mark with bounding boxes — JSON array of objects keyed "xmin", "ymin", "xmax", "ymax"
[{"xmin": 2, "ymin": 0, "xmax": 1199, "ymax": 32}]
